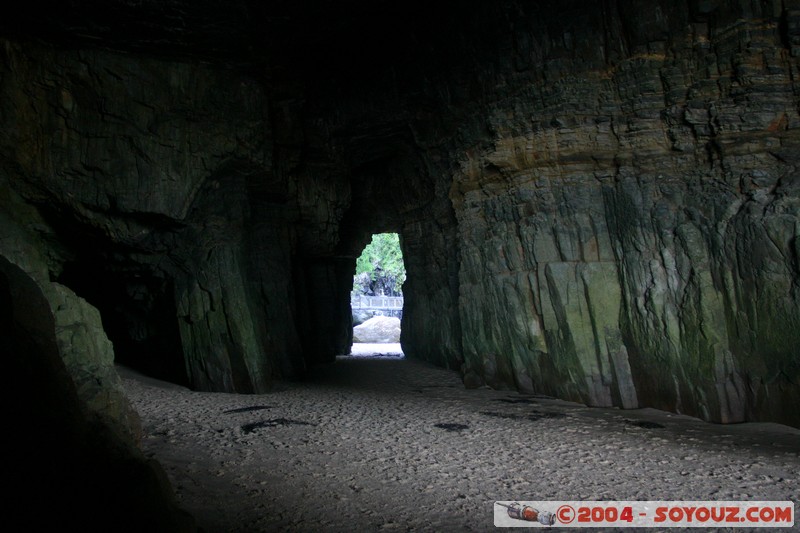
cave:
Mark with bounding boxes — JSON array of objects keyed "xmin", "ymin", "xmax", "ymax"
[{"xmin": 1, "ymin": 0, "xmax": 799, "ymax": 530}]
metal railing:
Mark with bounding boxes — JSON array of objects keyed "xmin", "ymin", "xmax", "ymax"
[{"xmin": 351, "ymin": 295, "xmax": 404, "ymax": 310}]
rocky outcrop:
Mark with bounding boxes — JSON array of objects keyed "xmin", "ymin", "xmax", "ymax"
[
  {"xmin": 0, "ymin": 180, "xmax": 141, "ymax": 438},
  {"xmin": 46, "ymin": 281, "xmax": 144, "ymax": 440},
  {"xmin": 353, "ymin": 316, "xmax": 402, "ymax": 343},
  {"xmin": 0, "ymin": 0, "xmax": 797, "ymax": 429},
  {"xmin": 1, "ymin": 255, "xmax": 196, "ymax": 531}
]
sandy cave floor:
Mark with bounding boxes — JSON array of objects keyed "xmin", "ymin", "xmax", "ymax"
[{"xmin": 120, "ymin": 351, "xmax": 799, "ymax": 532}]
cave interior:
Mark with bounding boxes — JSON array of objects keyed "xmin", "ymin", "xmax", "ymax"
[{"xmin": 1, "ymin": 0, "xmax": 799, "ymax": 528}]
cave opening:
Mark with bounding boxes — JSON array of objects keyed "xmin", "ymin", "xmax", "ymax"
[
  {"xmin": 349, "ymin": 232, "xmax": 405, "ymax": 358},
  {"xmin": 58, "ymin": 258, "xmax": 189, "ymax": 387}
]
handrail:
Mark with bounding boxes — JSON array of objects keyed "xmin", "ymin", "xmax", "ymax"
[{"xmin": 351, "ymin": 295, "xmax": 404, "ymax": 309}]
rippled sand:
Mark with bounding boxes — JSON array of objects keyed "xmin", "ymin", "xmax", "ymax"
[{"xmin": 121, "ymin": 356, "xmax": 800, "ymax": 532}]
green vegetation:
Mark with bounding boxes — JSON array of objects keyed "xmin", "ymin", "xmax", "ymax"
[{"xmin": 353, "ymin": 233, "xmax": 405, "ymax": 296}]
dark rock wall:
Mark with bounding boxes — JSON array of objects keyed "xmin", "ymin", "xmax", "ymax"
[
  {"xmin": 1, "ymin": 0, "xmax": 798, "ymax": 427},
  {"xmin": 0, "ymin": 40, "xmax": 298, "ymax": 392},
  {"xmin": 435, "ymin": 0, "xmax": 800, "ymax": 425}
]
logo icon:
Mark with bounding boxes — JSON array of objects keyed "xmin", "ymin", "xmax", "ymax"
[{"xmin": 496, "ymin": 502, "xmax": 556, "ymax": 525}]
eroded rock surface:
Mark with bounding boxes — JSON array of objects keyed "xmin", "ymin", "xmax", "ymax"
[{"xmin": 445, "ymin": 1, "xmax": 800, "ymax": 426}]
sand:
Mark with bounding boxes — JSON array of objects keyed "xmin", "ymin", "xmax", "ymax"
[
  {"xmin": 348, "ymin": 342, "xmax": 403, "ymax": 357},
  {"xmin": 120, "ymin": 353, "xmax": 800, "ymax": 532}
]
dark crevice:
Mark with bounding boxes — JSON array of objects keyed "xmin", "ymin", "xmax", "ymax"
[
  {"xmin": 433, "ymin": 423, "xmax": 470, "ymax": 432},
  {"xmin": 241, "ymin": 418, "xmax": 316, "ymax": 434},
  {"xmin": 224, "ymin": 405, "xmax": 274, "ymax": 414}
]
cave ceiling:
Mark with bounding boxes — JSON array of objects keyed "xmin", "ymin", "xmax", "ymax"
[{"xmin": 3, "ymin": 0, "xmax": 459, "ymax": 82}]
